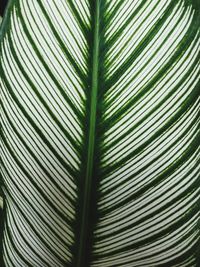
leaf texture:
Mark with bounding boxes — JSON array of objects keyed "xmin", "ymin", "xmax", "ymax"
[{"xmin": 0, "ymin": 0, "xmax": 200, "ymax": 267}]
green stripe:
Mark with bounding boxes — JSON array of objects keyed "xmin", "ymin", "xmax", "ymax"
[{"xmin": 76, "ymin": 1, "xmax": 101, "ymax": 266}]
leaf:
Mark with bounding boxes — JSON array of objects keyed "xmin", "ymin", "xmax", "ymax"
[{"xmin": 0, "ymin": 0, "xmax": 200, "ymax": 266}]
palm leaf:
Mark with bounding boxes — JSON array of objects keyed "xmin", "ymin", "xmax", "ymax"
[{"xmin": 0, "ymin": 0, "xmax": 200, "ymax": 266}]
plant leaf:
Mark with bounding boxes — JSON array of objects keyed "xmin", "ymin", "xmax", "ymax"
[{"xmin": 1, "ymin": 0, "xmax": 200, "ymax": 267}]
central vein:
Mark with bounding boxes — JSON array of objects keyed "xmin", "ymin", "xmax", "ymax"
[{"xmin": 76, "ymin": 1, "xmax": 100, "ymax": 266}]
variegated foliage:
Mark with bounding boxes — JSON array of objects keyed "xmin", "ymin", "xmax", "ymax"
[{"xmin": 0, "ymin": 0, "xmax": 200, "ymax": 266}]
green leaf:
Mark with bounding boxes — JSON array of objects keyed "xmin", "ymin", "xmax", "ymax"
[{"xmin": 0, "ymin": 0, "xmax": 200, "ymax": 266}]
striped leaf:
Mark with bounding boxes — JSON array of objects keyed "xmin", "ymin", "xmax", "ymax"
[{"xmin": 0, "ymin": 0, "xmax": 200, "ymax": 266}]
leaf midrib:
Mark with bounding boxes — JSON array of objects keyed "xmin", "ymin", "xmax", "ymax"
[{"xmin": 76, "ymin": 1, "xmax": 100, "ymax": 266}]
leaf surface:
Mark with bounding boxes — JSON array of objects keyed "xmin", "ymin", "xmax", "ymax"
[{"xmin": 0, "ymin": 0, "xmax": 200, "ymax": 266}]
